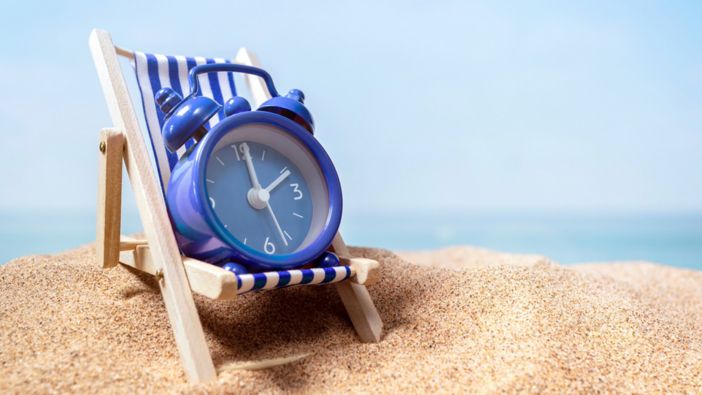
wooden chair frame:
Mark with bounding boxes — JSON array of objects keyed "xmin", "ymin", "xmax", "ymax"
[{"xmin": 89, "ymin": 29, "xmax": 382, "ymax": 384}]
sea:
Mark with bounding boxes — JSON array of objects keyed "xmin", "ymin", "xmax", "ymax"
[{"xmin": 1, "ymin": 210, "xmax": 700, "ymax": 270}]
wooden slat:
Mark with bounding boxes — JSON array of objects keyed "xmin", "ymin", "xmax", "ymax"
[
  {"xmin": 96, "ymin": 129, "xmax": 124, "ymax": 268},
  {"xmin": 119, "ymin": 247, "xmax": 238, "ymax": 300},
  {"xmin": 119, "ymin": 235, "xmax": 148, "ymax": 251},
  {"xmin": 89, "ymin": 29, "xmax": 217, "ymax": 383},
  {"xmin": 114, "ymin": 45, "xmax": 134, "ymax": 60},
  {"xmin": 332, "ymin": 234, "xmax": 383, "ymax": 342}
]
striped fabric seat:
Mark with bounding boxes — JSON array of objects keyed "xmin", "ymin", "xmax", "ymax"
[
  {"xmin": 131, "ymin": 51, "xmax": 348, "ymax": 295},
  {"xmin": 236, "ymin": 266, "xmax": 351, "ymax": 295}
]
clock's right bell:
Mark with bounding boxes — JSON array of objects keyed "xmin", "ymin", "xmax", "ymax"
[{"xmin": 259, "ymin": 89, "xmax": 315, "ymax": 134}]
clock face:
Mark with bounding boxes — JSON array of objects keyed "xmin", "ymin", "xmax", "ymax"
[{"xmin": 204, "ymin": 124, "xmax": 328, "ymax": 257}]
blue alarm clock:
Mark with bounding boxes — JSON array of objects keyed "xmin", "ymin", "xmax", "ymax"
[{"xmin": 155, "ymin": 63, "xmax": 342, "ymax": 273}]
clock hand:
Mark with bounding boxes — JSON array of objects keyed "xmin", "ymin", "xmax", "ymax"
[
  {"xmin": 264, "ymin": 170, "xmax": 291, "ymax": 193},
  {"xmin": 266, "ymin": 202, "xmax": 289, "ymax": 246},
  {"xmin": 240, "ymin": 143, "xmax": 261, "ymax": 188},
  {"xmin": 240, "ymin": 141, "xmax": 288, "ymax": 246}
]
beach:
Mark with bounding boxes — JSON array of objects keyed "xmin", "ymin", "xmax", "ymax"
[{"xmin": 1, "ymin": 244, "xmax": 700, "ymax": 393}]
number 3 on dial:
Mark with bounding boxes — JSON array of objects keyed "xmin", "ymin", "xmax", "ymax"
[{"xmin": 290, "ymin": 183, "xmax": 303, "ymax": 200}]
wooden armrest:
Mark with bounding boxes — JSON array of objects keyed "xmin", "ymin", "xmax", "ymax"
[
  {"xmin": 343, "ymin": 257, "xmax": 380, "ymax": 286},
  {"xmin": 119, "ymin": 245, "xmax": 238, "ymax": 300}
]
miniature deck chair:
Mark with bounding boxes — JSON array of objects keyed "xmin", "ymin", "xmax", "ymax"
[{"xmin": 89, "ymin": 29, "xmax": 382, "ymax": 384}]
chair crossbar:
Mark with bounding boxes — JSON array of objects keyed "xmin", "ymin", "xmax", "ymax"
[{"xmin": 118, "ymin": 242, "xmax": 373, "ymax": 301}]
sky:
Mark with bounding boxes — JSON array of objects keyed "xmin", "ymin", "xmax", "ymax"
[{"xmin": 0, "ymin": 0, "xmax": 701, "ymax": 217}]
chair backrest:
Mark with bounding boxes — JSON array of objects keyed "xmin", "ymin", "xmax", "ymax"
[{"xmin": 129, "ymin": 52, "xmax": 241, "ymax": 191}]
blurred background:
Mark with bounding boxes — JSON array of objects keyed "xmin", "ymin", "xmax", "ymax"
[{"xmin": 1, "ymin": 1, "xmax": 700, "ymax": 267}]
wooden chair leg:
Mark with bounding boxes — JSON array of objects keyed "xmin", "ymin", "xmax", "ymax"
[
  {"xmin": 96, "ymin": 128, "xmax": 124, "ymax": 269},
  {"xmin": 332, "ymin": 234, "xmax": 383, "ymax": 342}
]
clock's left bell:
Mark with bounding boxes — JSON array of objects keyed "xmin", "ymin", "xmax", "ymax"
[{"xmin": 156, "ymin": 88, "xmax": 221, "ymax": 152}]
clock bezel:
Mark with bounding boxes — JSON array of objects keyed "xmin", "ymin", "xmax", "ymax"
[{"xmin": 191, "ymin": 111, "xmax": 342, "ymax": 270}]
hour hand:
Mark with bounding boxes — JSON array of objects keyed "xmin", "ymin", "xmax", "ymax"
[
  {"xmin": 240, "ymin": 143, "xmax": 261, "ymax": 188},
  {"xmin": 264, "ymin": 170, "xmax": 291, "ymax": 193}
]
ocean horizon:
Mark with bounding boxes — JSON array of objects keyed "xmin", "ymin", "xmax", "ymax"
[{"xmin": 1, "ymin": 209, "xmax": 700, "ymax": 270}]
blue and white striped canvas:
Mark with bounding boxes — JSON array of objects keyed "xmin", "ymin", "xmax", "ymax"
[
  {"xmin": 132, "ymin": 52, "xmax": 239, "ymax": 191},
  {"xmin": 237, "ymin": 266, "xmax": 352, "ymax": 295}
]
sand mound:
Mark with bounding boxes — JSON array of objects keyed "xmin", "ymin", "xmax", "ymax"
[
  {"xmin": 1, "ymin": 245, "xmax": 701, "ymax": 393},
  {"xmin": 399, "ymin": 245, "xmax": 549, "ymax": 269}
]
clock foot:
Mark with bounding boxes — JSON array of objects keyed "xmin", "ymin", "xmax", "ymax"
[
  {"xmin": 316, "ymin": 251, "xmax": 340, "ymax": 268},
  {"xmin": 221, "ymin": 261, "xmax": 250, "ymax": 275}
]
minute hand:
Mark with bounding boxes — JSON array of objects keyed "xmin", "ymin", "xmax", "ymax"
[
  {"xmin": 265, "ymin": 170, "xmax": 291, "ymax": 192},
  {"xmin": 266, "ymin": 202, "xmax": 288, "ymax": 246}
]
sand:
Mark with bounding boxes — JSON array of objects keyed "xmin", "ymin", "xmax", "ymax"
[{"xmin": 1, "ymin": 244, "xmax": 701, "ymax": 393}]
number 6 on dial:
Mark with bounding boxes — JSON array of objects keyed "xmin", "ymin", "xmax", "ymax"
[{"xmin": 264, "ymin": 237, "xmax": 276, "ymax": 254}]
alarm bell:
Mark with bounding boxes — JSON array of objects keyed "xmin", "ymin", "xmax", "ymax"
[
  {"xmin": 156, "ymin": 87, "xmax": 220, "ymax": 152},
  {"xmin": 259, "ymin": 89, "xmax": 315, "ymax": 133}
]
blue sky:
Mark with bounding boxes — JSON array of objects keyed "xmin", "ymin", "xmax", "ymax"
[{"xmin": 1, "ymin": 0, "xmax": 701, "ymax": 215}]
